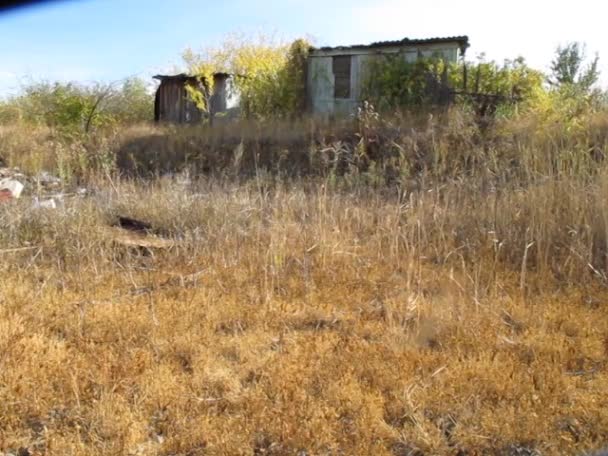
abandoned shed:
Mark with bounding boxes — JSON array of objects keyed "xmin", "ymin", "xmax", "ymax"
[
  {"xmin": 153, "ymin": 72, "xmax": 236, "ymax": 123},
  {"xmin": 154, "ymin": 36, "xmax": 469, "ymax": 123},
  {"xmin": 306, "ymin": 36, "xmax": 469, "ymax": 115}
]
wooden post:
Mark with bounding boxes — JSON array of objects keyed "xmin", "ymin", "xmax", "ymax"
[{"xmin": 440, "ymin": 64, "xmax": 450, "ymax": 106}]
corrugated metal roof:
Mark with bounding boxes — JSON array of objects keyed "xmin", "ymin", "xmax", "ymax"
[
  {"xmin": 153, "ymin": 72, "xmax": 231, "ymax": 82},
  {"xmin": 153, "ymin": 73, "xmax": 198, "ymax": 81},
  {"xmin": 312, "ymin": 36, "xmax": 469, "ymax": 53}
]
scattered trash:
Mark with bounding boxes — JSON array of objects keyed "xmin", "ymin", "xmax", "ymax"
[
  {"xmin": 0, "ymin": 167, "xmax": 25, "ymax": 179},
  {"xmin": 0, "ymin": 166, "xmax": 91, "ymax": 207},
  {"xmin": 32, "ymin": 197, "xmax": 58, "ymax": 209},
  {"xmin": 35, "ymin": 171, "xmax": 62, "ymax": 188},
  {"xmin": 0, "ymin": 178, "xmax": 24, "ymax": 199},
  {"xmin": 0, "ymin": 189, "xmax": 13, "ymax": 202}
]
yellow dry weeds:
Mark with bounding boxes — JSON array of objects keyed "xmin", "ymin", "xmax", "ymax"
[{"xmin": 0, "ymin": 179, "xmax": 607, "ymax": 456}]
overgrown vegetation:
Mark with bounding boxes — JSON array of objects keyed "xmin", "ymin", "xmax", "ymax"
[
  {"xmin": 359, "ymin": 55, "xmax": 544, "ymax": 113},
  {"xmin": 1, "ymin": 40, "xmax": 608, "ymax": 456},
  {"xmin": 0, "ymin": 77, "xmax": 153, "ymax": 134},
  {"xmin": 361, "ymin": 44, "xmax": 606, "ymax": 122},
  {"xmin": 183, "ymin": 34, "xmax": 311, "ymax": 119},
  {"xmin": 549, "ymin": 42, "xmax": 600, "ymax": 94}
]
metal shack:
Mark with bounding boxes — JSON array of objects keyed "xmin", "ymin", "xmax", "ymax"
[
  {"xmin": 306, "ymin": 36, "xmax": 469, "ymax": 115},
  {"xmin": 153, "ymin": 72, "xmax": 235, "ymax": 123}
]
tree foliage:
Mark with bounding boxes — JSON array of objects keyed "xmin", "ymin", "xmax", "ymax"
[
  {"xmin": 104, "ymin": 78, "xmax": 154, "ymax": 125},
  {"xmin": 456, "ymin": 57, "xmax": 544, "ymax": 100},
  {"xmin": 360, "ymin": 56, "xmax": 445, "ymax": 110},
  {"xmin": 535, "ymin": 42, "xmax": 606, "ymax": 121},
  {"xmin": 183, "ymin": 34, "xmax": 311, "ymax": 119},
  {"xmin": 360, "ymin": 53, "xmax": 544, "ymax": 113},
  {"xmin": 549, "ymin": 42, "xmax": 600, "ymax": 93},
  {"xmin": 0, "ymin": 77, "xmax": 154, "ymax": 133}
]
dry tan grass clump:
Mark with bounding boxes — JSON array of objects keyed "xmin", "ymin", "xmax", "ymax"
[
  {"xmin": 0, "ymin": 174, "xmax": 607, "ymax": 456},
  {"xmin": 2, "ymin": 109, "xmax": 608, "ymax": 455}
]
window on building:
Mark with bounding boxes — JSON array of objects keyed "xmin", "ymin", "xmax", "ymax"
[{"xmin": 333, "ymin": 55, "xmax": 351, "ymax": 99}]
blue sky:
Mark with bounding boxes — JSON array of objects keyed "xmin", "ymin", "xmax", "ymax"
[{"xmin": 1, "ymin": 0, "xmax": 607, "ymax": 97}]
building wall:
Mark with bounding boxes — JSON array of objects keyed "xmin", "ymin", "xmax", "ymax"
[
  {"xmin": 307, "ymin": 56, "xmax": 334, "ymax": 115},
  {"xmin": 155, "ymin": 79, "xmax": 202, "ymax": 124},
  {"xmin": 307, "ymin": 43, "xmax": 462, "ymax": 116},
  {"xmin": 210, "ymin": 77, "xmax": 240, "ymax": 114},
  {"xmin": 155, "ymin": 76, "xmax": 238, "ymax": 124}
]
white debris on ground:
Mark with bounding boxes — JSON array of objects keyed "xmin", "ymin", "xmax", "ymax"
[
  {"xmin": 0, "ymin": 178, "xmax": 24, "ymax": 200},
  {"xmin": 31, "ymin": 197, "xmax": 58, "ymax": 209},
  {"xmin": 0, "ymin": 167, "xmax": 26, "ymax": 200},
  {"xmin": 0, "ymin": 165, "xmax": 172, "ymax": 250},
  {"xmin": 0, "ymin": 166, "xmax": 86, "ymax": 207}
]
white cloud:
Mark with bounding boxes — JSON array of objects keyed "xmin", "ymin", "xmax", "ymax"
[
  {"xmin": 348, "ymin": 0, "xmax": 466, "ymax": 44},
  {"xmin": 0, "ymin": 70, "xmax": 16, "ymax": 80},
  {"xmin": 0, "ymin": 71, "xmax": 19, "ymax": 98}
]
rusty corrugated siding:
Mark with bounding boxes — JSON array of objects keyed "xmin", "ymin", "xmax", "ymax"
[
  {"xmin": 209, "ymin": 73, "xmax": 229, "ymax": 115},
  {"xmin": 153, "ymin": 73, "xmax": 237, "ymax": 124},
  {"xmin": 155, "ymin": 78, "xmax": 203, "ymax": 124}
]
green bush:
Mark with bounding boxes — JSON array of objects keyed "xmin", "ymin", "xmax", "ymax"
[
  {"xmin": 0, "ymin": 78, "xmax": 154, "ymax": 134},
  {"xmin": 360, "ymin": 54, "xmax": 545, "ymax": 115},
  {"xmin": 360, "ymin": 56, "xmax": 443, "ymax": 110}
]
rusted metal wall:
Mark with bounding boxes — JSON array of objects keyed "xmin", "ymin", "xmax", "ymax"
[
  {"xmin": 209, "ymin": 74, "xmax": 228, "ymax": 115},
  {"xmin": 154, "ymin": 74, "xmax": 238, "ymax": 124},
  {"xmin": 155, "ymin": 79, "xmax": 202, "ymax": 124}
]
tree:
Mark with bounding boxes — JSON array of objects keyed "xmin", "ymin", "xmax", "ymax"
[
  {"xmin": 14, "ymin": 81, "xmax": 112, "ymax": 132},
  {"xmin": 0, "ymin": 77, "xmax": 154, "ymax": 132},
  {"xmin": 549, "ymin": 42, "xmax": 600, "ymax": 93},
  {"xmin": 183, "ymin": 33, "xmax": 311, "ymax": 119},
  {"xmin": 105, "ymin": 77, "xmax": 154, "ymax": 124}
]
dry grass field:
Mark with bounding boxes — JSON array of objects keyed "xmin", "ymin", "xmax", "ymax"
[{"xmin": 1, "ymin": 110, "xmax": 608, "ymax": 455}]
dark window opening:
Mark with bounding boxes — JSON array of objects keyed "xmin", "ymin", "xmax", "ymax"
[{"xmin": 333, "ymin": 55, "xmax": 351, "ymax": 99}]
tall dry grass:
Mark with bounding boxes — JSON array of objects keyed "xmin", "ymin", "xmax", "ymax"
[{"xmin": 1, "ymin": 108, "xmax": 608, "ymax": 455}]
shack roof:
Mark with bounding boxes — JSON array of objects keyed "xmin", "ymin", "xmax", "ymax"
[
  {"xmin": 311, "ymin": 36, "xmax": 469, "ymax": 54},
  {"xmin": 153, "ymin": 73, "xmax": 196, "ymax": 82},
  {"xmin": 153, "ymin": 72, "xmax": 231, "ymax": 82}
]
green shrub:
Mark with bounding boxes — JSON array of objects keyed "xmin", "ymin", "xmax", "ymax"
[
  {"xmin": 0, "ymin": 78, "xmax": 154, "ymax": 134},
  {"xmin": 360, "ymin": 54, "xmax": 545, "ymax": 116}
]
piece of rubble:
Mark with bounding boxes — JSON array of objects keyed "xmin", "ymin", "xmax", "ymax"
[
  {"xmin": 0, "ymin": 167, "xmax": 26, "ymax": 179},
  {"xmin": 0, "ymin": 189, "xmax": 12, "ymax": 202},
  {"xmin": 0, "ymin": 178, "xmax": 24, "ymax": 199},
  {"xmin": 32, "ymin": 197, "xmax": 58, "ymax": 209},
  {"xmin": 35, "ymin": 171, "xmax": 62, "ymax": 188}
]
